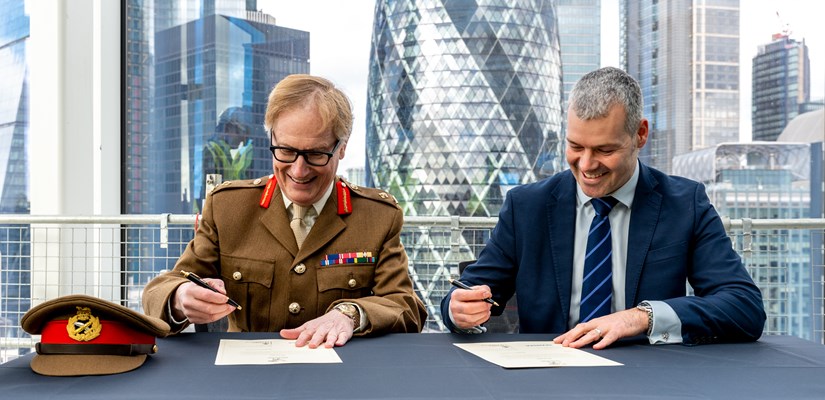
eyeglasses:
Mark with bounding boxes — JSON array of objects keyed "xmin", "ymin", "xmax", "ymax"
[{"xmin": 269, "ymin": 139, "xmax": 342, "ymax": 167}]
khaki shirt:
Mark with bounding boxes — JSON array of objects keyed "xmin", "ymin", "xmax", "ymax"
[{"xmin": 142, "ymin": 176, "xmax": 427, "ymax": 335}]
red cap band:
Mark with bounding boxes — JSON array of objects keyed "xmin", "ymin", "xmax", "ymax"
[{"xmin": 42, "ymin": 320, "xmax": 156, "ymax": 345}]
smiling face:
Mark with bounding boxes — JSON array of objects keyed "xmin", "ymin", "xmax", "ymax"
[
  {"xmin": 566, "ymin": 104, "xmax": 648, "ymax": 198},
  {"xmin": 271, "ymin": 105, "xmax": 346, "ymax": 207}
]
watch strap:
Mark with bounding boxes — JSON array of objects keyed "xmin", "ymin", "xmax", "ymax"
[
  {"xmin": 637, "ymin": 301, "xmax": 654, "ymax": 337},
  {"xmin": 334, "ymin": 303, "xmax": 360, "ymax": 331}
]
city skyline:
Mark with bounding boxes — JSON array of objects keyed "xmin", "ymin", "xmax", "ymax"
[{"xmin": 260, "ymin": 0, "xmax": 825, "ymax": 174}]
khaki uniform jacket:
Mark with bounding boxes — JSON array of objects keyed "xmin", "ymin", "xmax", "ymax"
[{"xmin": 142, "ymin": 176, "xmax": 427, "ymax": 335}]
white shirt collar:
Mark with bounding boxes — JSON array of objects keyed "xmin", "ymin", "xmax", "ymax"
[
  {"xmin": 576, "ymin": 160, "xmax": 640, "ymax": 209},
  {"xmin": 281, "ymin": 179, "xmax": 335, "ymax": 216}
]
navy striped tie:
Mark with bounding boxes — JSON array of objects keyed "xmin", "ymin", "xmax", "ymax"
[{"xmin": 580, "ymin": 196, "xmax": 619, "ymax": 323}]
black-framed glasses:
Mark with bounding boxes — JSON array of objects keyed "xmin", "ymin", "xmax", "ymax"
[{"xmin": 269, "ymin": 139, "xmax": 342, "ymax": 167}]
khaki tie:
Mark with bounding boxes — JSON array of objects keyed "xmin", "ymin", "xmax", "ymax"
[{"xmin": 290, "ymin": 205, "xmax": 309, "ymax": 248}]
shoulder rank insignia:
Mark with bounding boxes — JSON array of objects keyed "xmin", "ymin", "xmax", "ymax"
[{"xmin": 67, "ymin": 306, "xmax": 102, "ymax": 342}]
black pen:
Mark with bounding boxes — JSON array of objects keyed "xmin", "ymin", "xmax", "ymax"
[
  {"xmin": 449, "ymin": 278, "xmax": 500, "ymax": 307},
  {"xmin": 181, "ymin": 271, "xmax": 242, "ymax": 310}
]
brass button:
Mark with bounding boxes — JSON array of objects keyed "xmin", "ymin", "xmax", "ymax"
[
  {"xmin": 288, "ymin": 302, "xmax": 301, "ymax": 314},
  {"xmin": 294, "ymin": 263, "xmax": 306, "ymax": 274},
  {"xmin": 378, "ymin": 192, "xmax": 388, "ymax": 198},
  {"xmin": 253, "ymin": 178, "xmax": 262, "ymax": 184},
  {"xmin": 348, "ymin": 278, "xmax": 357, "ymax": 288},
  {"xmin": 232, "ymin": 271, "xmax": 242, "ymax": 281}
]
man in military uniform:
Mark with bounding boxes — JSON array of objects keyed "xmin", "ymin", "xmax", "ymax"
[{"xmin": 143, "ymin": 74, "xmax": 427, "ymax": 348}]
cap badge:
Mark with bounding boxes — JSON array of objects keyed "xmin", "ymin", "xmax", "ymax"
[{"xmin": 67, "ymin": 306, "xmax": 102, "ymax": 342}]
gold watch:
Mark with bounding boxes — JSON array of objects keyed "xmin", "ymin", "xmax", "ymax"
[{"xmin": 334, "ymin": 303, "xmax": 360, "ymax": 331}]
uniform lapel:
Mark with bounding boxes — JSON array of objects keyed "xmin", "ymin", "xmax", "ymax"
[
  {"xmin": 296, "ymin": 189, "xmax": 346, "ymax": 263},
  {"xmin": 625, "ymin": 163, "xmax": 662, "ymax": 306},
  {"xmin": 259, "ymin": 186, "xmax": 300, "ymax": 257}
]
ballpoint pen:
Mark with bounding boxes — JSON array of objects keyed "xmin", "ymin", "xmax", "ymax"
[
  {"xmin": 181, "ymin": 271, "xmax": 242, "ymax": 310},
  {"xmin": 449, "ymin": 278, "xmax": 500, "ymax": 307}
]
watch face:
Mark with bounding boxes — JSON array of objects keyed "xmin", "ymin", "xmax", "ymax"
[
  {"xmin": 335, "ymin": 304, "xmax": 359, "ymax": 327},
  {"xmin": 336, "ymin": 304, "xmax": 356, "ymax": 316}
]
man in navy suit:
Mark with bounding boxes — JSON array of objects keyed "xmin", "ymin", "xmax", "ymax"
[{"xmin": 442, "ymin": 67, "xmax": 766, "ymax": 348}]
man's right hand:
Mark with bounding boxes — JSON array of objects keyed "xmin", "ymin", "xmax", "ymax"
[
  {"xmin": 171, "ymin": 278, "xmax": 236, "ymax": 324},
  {"xmin": 449, "ymin": 284, "xmax": 494, "ymax": 329}
]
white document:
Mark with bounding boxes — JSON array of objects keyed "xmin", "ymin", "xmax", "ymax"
[
  {"xmin": 215, "ymin": 339, "xmax": 343, "ymax": 365},
  {"xmin": 454, "ymin": 341, "xmax": 623, "ymax": 368}
]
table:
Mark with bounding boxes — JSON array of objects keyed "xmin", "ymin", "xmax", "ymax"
[{"xmin": 2, "ymin": 333, "xmax": 824, "ymax": 399}]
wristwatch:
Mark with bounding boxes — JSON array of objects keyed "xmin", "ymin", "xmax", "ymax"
[
  {"xmin": 636, "ymin": 301, "xmax": 654, "ymax": 337},
  {"xmin": 334, "ymin": 303, "xmax": 360, "ymax": 331}
]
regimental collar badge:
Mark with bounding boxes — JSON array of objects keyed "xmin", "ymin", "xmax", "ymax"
[{"xmin": 67, "ymin": 306, "xmax": 102, "ymax": 342}]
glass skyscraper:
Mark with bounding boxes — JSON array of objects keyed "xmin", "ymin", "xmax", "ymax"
[
  {"xmin": 152, "ymin": 14, "xmax": 309, "ymax": 214},
  {"xmin": 557, "ymin": 0, "xmax": 600, "ymax": 111},
  {"xmin": 622, "ymin": 0, "xmax": 740, "ymax": 173},
  {"xmin": 0, "ymin": 0, "xmax": 29, "ymax": 344},
  {"xmin": 752, "ymin": 33, "xmax": 811, "ymax": 142},
  {"xmin": 366, "ymin": 0, "xmax": 563, "ymax": 330},
  {"xmin": 0, "ymin": 0, "xmax": 28, "ymax": 214},
  {"xmin": 124, "ymin": 0, "xmax": 308, "ymax": 215},
  {"xmin": 123, "ymin": 2, "xmax": 309, "ymax": 302},
  {"xmin": 366, "ymin": 0, "xmax": 564, "ymax": 218}
]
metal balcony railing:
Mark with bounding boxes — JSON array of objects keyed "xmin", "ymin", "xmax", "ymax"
[{"xmin": 1, "ymin": 214, "xmax": 823, "ymax": 363}]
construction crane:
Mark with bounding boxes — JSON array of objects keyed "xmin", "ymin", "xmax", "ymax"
[{"xmin": 773, "ymin": 11, "xmax": 792, "ymax": 40}]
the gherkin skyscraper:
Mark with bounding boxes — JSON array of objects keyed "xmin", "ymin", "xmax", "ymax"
[
  {"xmin": 366, "ymin": 0, "xmax": 564, "ymax": 331},
  {"xmin": 366, "ymin": 0, "xmax": 564, "ymax": 218}
]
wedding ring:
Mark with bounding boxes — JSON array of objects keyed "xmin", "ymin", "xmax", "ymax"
[{"xmin": 593, "ymin": 328, "xmax": 602, "ymax": 338}]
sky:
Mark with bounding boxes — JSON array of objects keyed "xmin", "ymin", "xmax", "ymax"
[{"xmin": 258, "ymin": 0, "xmax": 825, "ymax": 173}]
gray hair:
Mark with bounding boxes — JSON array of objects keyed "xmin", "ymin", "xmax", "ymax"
[{"xmin": 568, "ymin": 67, "xmax": 643, "ymax": 136}]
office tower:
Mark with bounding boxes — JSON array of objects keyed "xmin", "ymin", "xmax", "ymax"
[
  {"xmin": 622, "ymin": 0, "xmax": 740, "ymax": 173},
  {"xmin": 752, "ymin": 33, "xmax": 811, "ymax": 141},
  {"xmin": 0, "ymin": 0, "xmax": 30, "ymax": 349},
  {"xmin": 367, "ymin": 0, "xmax": 564, "ymax": 218},
  {"xmin": 345, "ymin": 167, "xmax": 367, "ymax": 188},
  {"xmin": 779, "ymin": 110, "xmax": 825, "ymax": 342},
  {"xmin": 673, "ymin": 143, "xmax": 813, "ymax": 340},
  {"xmin": 123, "ymin": 1, "xmax": 309, "ymax": 304},
  {"xmin": 124, "ymin": 1, "xmax": 254, "ymax": 215},
  {"xmin": 0, "ymin": 0, "xmax": 29, "ymax": 214},
  {"xmin": 366, "ymin": 0, "xmax": 563, "ymax": 330},
  {"xmin": 152, "ymin": 14, "xmax": 308, "ymax": 214},
  {"xmin": 124, "ymin": 1, "xmax": 304, "ymax": 215},
  {"xmin": 557, "ymin": 0, "xmax": 601, "ymax": 110}
]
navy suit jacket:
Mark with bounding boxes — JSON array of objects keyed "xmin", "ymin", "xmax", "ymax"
[{"xmin": 442, "ymin": 163, "xmax": 766, "ymax": 344}]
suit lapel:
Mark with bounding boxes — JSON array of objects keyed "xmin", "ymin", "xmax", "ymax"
[
  {"xmin": 549, "ymin": 172, "xmax": 578, "ymax": 327},
  {"xmin": 625, "ymin": 163, "xmax": 662, "ymax": 306}
]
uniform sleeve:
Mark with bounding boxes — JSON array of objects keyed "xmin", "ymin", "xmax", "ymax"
[
  {"xmin": 142, "ymin": 194, "xmax": 223, "ymax": 333},
  {"xmin": 335, "ymin": 207, "xmax": 427, "ymax": 334}
]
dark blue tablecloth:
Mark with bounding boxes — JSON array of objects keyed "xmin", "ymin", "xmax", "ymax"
[{"xmin": 2, "ymin": 333, "xmax": 823, "ymax": 399}]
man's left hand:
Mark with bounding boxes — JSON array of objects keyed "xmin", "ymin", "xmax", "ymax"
[
  {"xmin": 279, "ymin": 310, "xmax": 355, "ymax": 348},
  {"xmin": 553, "ymin": 307, "xmax": 648, "ymax": 350}
]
